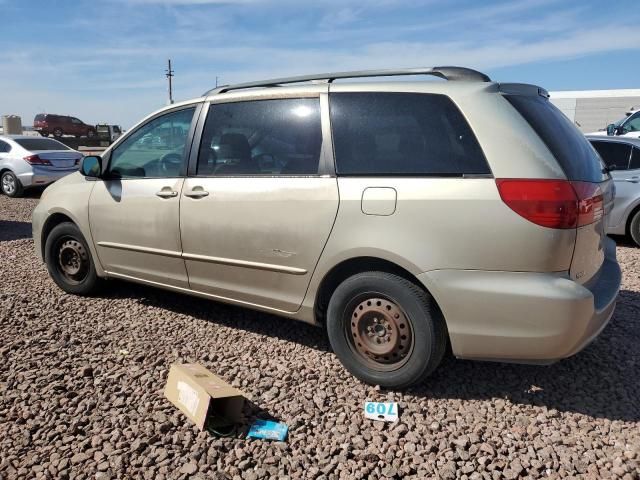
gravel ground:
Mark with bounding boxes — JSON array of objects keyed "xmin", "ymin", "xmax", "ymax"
[{"xmin": 0, "ymin": 194, "xmax": 638, "ymax": 480}]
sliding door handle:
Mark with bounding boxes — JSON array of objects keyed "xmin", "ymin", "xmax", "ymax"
[
  {"xmin": 184, "ymin": 187, "xmax": 210, "ymax": 198},
  {"xmin": 156, "ymin": 189, "xmax": 178, "ymax": 198}
]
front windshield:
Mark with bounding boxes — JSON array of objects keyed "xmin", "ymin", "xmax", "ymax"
[{"xmin": 615, "ymin": 111, "xmax": 639, "ymax": 127}]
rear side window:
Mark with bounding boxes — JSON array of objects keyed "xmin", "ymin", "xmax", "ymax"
[
  {"xmin": 13, "ymin": 138, "xmax": 70, "ymax": 151},
  {"xmin": 505, "ymin": 95, "xmax": 605, "ymax": 183},
  {"xmin": 631, "ymin": 147, "xmax": 640, "ymax": 170},
  {"xmin": 329, "ymin": 93, "xmax": 490, "ymax": 176},
  {"xmin": 197, "ymin": 98, "xmax": 322, "ymax": 176},
  {"xmin": 0, "ymin": 140, "xmax": 11, "ymax": 153},
  {"xmin": 34, "ymin": 114, "xmax": 46, "ymax": 121},
  {"xmin": 590, "ymin": 141, "xmax": 631, "ymax": 170}
]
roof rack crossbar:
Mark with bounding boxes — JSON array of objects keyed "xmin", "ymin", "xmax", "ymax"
[{"xmin": 204, "ymin": 66, "xmax": 490, "ymax": 96}]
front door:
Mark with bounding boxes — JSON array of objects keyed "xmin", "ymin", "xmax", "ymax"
[
  {"xmin": 591, "ymin": 140, "xmax": 636, "ymax": 230},
  {"xmin": 180, "ymin": 96, "xmax": 339, "ymax": 312},
  {"xmin": 89, "ymin": 105, "xmax": 199, "ymax": 288}
]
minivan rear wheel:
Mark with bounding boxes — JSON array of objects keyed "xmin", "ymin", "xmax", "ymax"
[
  {"xmin": 327, "ymin": 271, "xmax": 447, "ymax": 388},
  {"xmin": 45, "ymin": 222, "xmax": 100, "ymax": 295},
  {"xmin": 630, "ymin": 210, "xmax": 640, "ymax": 247},
  {"xmin": 53, "ymin": 128, "xmax": 63, "ymax": 138}
]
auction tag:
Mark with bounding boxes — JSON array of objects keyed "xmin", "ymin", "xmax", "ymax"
[{"xmin": 364, "ymin": 402, "xmax": 399, "ymax": 422}]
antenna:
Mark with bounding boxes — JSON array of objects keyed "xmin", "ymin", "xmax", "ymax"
[{"xmin": 165, "ymin": 59, "xmax": 175, "ymax": 104}]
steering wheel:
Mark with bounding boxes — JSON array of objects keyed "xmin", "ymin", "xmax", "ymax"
[{"xmin": 160, "ymin": 153, "xmax": 183, "ymax": 175}]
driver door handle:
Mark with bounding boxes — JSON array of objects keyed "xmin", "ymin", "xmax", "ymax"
[
  {"xmin": 184, "ymin": 187, "xmax": 209, "ymax": 198},
  {"xmin": 156, "ymin": 189, "xmax": 178, "ymax": 198}
]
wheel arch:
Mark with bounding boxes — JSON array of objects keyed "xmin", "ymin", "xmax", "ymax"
[
  {"xmin": 40, "ymin": 212, "xmax": 77, "ymax": 259},
  {"xmin": 314, "ymin": 256, "xmax": 443, "ymax": 326},
  {"xmin": 625, "ymin": 201, "xmax": 640, "ymax": 237}
]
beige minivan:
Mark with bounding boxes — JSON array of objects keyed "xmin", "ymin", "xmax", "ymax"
[{"xmin": 32, "ymin": 67, "xmax": 621, "ymax": 388}]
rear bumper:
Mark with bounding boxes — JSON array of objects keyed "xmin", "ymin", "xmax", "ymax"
[
  {"xmin": 418, "ymin": 237, "xmax": 621, "ymax": 363},
  {"xmin": 17, "ymin": 167, "xmax": 78, "ymax": 188}
]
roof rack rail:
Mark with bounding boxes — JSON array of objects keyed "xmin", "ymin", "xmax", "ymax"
[{"xmin": 204, "ymin": 66, "xmax": 490, "ymax": 96}]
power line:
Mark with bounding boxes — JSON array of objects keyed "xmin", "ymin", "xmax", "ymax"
[{"xmin": 166, "ymin": 59, "xmax": 174, "ymax": 104}]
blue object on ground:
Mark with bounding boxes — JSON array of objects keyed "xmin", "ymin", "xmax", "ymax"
[{"xmin": 247, "ymin": 420, "xmax": 288, "ymax": 441}]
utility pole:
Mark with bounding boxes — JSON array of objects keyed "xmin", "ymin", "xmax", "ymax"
[
  {"xmin": 215, "ymin": 76, "xmax": 219, "ymax": 88},
  {"xmin": 166, "ymin": 59, "xmax": 174, "ymax": 105}
]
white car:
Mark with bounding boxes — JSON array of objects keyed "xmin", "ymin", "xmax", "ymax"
[
  {"xmin": 0, "ymin": 135, "xmax": 82, "ymax": 197},
  {"xmin": 588, "ymin": 107, "xmax": 640, "ymax": 138},
  {"xmin": 588, "ymin": 135, "xmax": 640, "ymax": 245}
]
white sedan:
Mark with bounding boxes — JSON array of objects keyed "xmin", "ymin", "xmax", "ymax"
[{"xmin": 0, "ymin": 135, "xmax": 82, "ymax": 197}]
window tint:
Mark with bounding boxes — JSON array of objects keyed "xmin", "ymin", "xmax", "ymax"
[
  {"xmin": 109, "ymin": 107, "xmax": 195, "ymax": 178},
  {"xmin": 34, "ymin": 114, "xmax": 46, "ymax": 121},
  {"xmin": 0, "ymin": 140, "xmax": 11, "ymax": 153},
  {"xmin": 197, "ymin": 98, "xmax": 322, "ymax": 176},
  {"xmin": 14, "ymin": 138, "xmax": 69, "ymax": 151},
  {"xmin": 590, "ymin": 141, "xmax": 631, "ymax": 170},
  {"xmin": 631, "ymin": 147, "xmax": 640, "ymax": 170},
  {"xmin": 329, "ymin": 93, "xmax": 489, "ymax": 176},
  {"xmin": 505, "ymin": 95, "xmax": 605, "ymax": 183}
]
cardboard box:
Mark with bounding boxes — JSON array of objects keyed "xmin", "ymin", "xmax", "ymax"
[{"xmin": 164, "ymin": 363, "xmax": 245, "ymax": 431}]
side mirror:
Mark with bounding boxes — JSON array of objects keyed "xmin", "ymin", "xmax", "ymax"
[
  {"xmin": 606, "ymin": 124, "xmax": 616, "ymax": 136},
  {"xmin": 80, "ymin": 155, "xmax": 102, "ymax": 178}
]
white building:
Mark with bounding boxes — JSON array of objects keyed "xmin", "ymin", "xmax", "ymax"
[{"xmin": 550, "ymin": 89, "xmax": 640, "ymax": 133}]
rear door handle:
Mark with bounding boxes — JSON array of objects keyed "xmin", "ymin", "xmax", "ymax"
[
  {"xmin": 184, "ymin": 187, "xmax": 209, "ymax": 198},
  {"xmin": 156, "ymin": 188, "xmax": 178, "ymax": 198},
  {"xmin": 623, "ymin": 177, "xmax": 640, "ymax": 183}
]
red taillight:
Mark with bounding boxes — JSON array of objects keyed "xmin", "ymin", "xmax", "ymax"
[
  {"xmin": 496, "ymin": 179, "xmax": 603, "ymax": 229},
  {"xmin": 572, "ymin": 181, "xmax": 604, "ymax": 227},
  {"xmin": 23, "ymin": 155, "xmax": 52, "ymax": 166}
]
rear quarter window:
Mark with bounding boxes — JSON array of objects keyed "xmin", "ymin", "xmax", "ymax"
[
  {"xmin": 505, "ymin": 95, "xmax": 606, "ymax": 183},
  {"xmin": 329, "ymin": 92, "xmax": 490, "ymax": 176}
]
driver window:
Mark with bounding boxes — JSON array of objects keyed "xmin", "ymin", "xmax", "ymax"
[{"xmin": 109, "ymin": 107, "xmax": 196, "ymax": 178}]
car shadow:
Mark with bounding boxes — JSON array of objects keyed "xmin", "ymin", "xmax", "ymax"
[
  {"xmin": 99, "ymin": 281, "xmax": 639, "ymax": 423},
  {"xmin": 98, "ymin": 280, "xmax": 331, "ymax": 353},
  {"xmin": 610, "ymin": 234, "xmax": 637, "ymax": 248},
  {"xmin": 0, "ymin": 220, "xmax": 32, "ymax": 241}
]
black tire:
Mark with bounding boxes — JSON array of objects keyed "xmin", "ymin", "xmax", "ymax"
[
  {"xmin": 44, "ymin": 222, "xmax": 101, "ymax": 295},
  {"xmin": 1, "ymin": 171, "xmax": 24, "ymax": 198},
  {"xmin": 327, "ymin": 271, "xmax": 447, "ymax": 388},
  {"xmin": 40, "ymin": 131, "xmax": 49, "ymax": 137},
  {"xmin": 53, "ymin": 128, "xmax": 63, "ymax": 138},
  {"xmin": 630, "ymin": 210, "xmax": 640, "ymax": 247}
]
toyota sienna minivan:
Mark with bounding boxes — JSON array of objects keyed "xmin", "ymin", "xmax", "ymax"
[{"xmin": 32, "ymin": 67, "xmax": 621, "ymax": 388}]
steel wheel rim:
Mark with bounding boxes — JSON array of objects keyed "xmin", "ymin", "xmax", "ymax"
[
  {"xmin": 347, "ymin": 296, "xmax": 414, "ymax": 371},
  {"xmin": 2, "ymin": 174, "xmax": 15, "ymax": 194},
  {"xmin": 56, "ymin": 237, "xmax": 89, "ymax": 284}
]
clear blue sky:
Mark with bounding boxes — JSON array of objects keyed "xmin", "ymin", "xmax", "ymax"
[{"xmin": 1, "ymin": 0, "xmax": 638, "ymax": 128}]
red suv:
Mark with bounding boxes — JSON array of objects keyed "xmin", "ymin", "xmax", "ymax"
[{"xmin": 34, "ymin": 114, "xmax": 96, "ymax": 138}]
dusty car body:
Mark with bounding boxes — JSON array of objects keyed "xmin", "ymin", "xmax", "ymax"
[{"xmin": 32, "ymin": 67, "xmax": 621, "ymax": 387}]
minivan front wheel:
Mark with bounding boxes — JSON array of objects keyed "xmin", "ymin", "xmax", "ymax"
[
  {"xmin": 327, "ymin": 271, "xmax": 447, "ymax": 388},
  {"xmin": 45, "ymin": 222, "xmax": 100, "ymax": 295}
]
